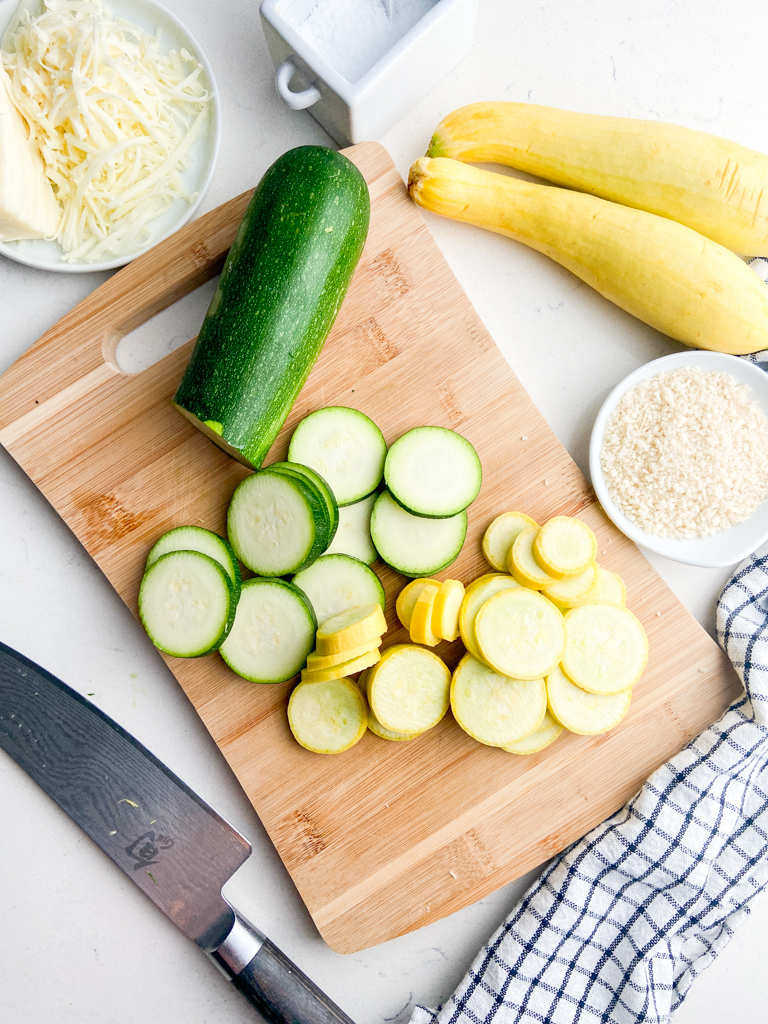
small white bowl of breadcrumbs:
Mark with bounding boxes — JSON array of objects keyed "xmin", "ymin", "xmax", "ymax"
[{"xmin": 590, "ymin": 351, "xmax": 768, "ymax": 567}]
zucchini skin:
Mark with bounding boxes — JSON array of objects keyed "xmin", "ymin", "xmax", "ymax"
[{"xmin": 173, "ymin": 146, "xmax": 370, "ymax": 468}]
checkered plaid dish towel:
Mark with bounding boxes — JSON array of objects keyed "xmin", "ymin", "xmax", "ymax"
[{"xmin": 411, "ymin": 506, "xmax": 768, "ymax": 1019}]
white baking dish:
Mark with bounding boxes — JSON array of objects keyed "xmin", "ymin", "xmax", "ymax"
[{"xmin": 259, "ymin": 0, "xmax": 478, "ymax": 145}]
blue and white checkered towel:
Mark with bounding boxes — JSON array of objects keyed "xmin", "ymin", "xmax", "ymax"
[{"xmin": 411, "ymin": 333, "xmax": 768, "ymax": 1024}]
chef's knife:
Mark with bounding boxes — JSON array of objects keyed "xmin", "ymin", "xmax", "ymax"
[{"xmin": 0, "ymin": 641, "xmax": 355, "ymax": 1024}]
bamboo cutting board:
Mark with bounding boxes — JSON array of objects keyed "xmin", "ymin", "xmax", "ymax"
[{"xmin": 0, "ymin": 142, "xmax": 741, "ymax": 953}]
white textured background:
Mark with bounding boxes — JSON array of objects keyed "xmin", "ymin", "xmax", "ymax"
[{"xmin": 1, "ymin": 0, "xmax": 766, "ymax": 1021}]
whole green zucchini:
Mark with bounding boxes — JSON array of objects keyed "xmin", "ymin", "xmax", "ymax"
[{"xmin": 173, "ymin": 146, "xmax": 370, "ymax": 467}]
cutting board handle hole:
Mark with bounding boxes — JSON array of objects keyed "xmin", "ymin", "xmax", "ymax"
[{"xmin": 113, "ymin": 276, "xmax": 220, "ymax": 374}]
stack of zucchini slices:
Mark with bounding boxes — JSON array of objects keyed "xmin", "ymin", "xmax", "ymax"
[
  {"xmin": 371, "ymin": 425, "xmax": 482, "ymax": 577},
  {"xmin": 137, "ymin": 406, "xmax": 391, "ymax": 685},
  {"xmin": 287, "ymin": 411, "xmax": 483, "ymax": 578},
  {"xmin": 139, "ymin": 526, "xmax": 242, "ymax": 659},
  {"xmin": 137, "ymin": 406, "xmax": 485, "ymax": 729}
]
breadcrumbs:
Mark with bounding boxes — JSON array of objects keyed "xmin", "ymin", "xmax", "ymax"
[{"xmin": 600, "ymin": 367, "xmax": 768, "ymax": 539}]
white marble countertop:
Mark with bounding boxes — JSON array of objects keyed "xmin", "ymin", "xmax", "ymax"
[{"xmin": 2, "ymin": 0, "xmax": 768, "ymax": 1021}]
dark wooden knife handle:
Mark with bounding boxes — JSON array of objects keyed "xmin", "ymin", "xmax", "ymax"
[
  {"xmin": 211, "ymin": 907, "xmax": 355, "ymax": 1024},
  {"xmin": 233, "ymin": 938, "xmax": 355, "ymax": 1024}
]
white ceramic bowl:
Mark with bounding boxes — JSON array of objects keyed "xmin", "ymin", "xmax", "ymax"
[
  {"xmin": 589, "ymin": 351, "xmax": 768, "ymax": 568},
  {"xmin": 0, "ymin": 0, "xmax": 220, "ymax": 273}
]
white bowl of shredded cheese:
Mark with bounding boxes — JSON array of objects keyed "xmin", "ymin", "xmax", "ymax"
[
  {"xmin": 0, "ymin": 0, "xmax": 219, "ymax": 272},
  {"xmin": 589, "ymin": 351, "xmax": 768, "ymax": 568}
]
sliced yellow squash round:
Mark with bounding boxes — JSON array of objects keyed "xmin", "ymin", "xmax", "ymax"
[
  {"xmin": 353, "ymin": 668, "xmax": 412, "ymax": 739},
  {"xmin": 367, "ymin": 643, "xmax": 450, "ymax": 733},
  {"xmin": 301, "ymin": 646, "xmax": 381, "ymax": 683},
  {"xmin": 451, "ymin": 653, "xmax": 547, "ymax": 747},
  {"xmin": 502, "ymin": 709, "xmax": 564, "ymax": 754},
  {"xmin": 315, "ymin": 603, "xmax": 387, "ymax": 655},
  {"xmin": 542, "ymin": 562, "xmax": 599, "ymax": 610},
  {"xmin": 288, "ymin": 677, "xmax": 368, "ymax": 753},
  {"xmin": 433, "ymin": 578, "xmax": 465, "ymax": 641},
  {"xmin": 533, "ymin": 516, "xmax": 597, "ymax": 579},
  {"xmin": 409, "ymin": 582, "xmax": 440, "ymax": 646},
  {"xmin": 367, "ymin": 706, "xmax": 423, "ymax": 741},
  {"xmin": 508, "ymin": 527, "xmax": 558, "ymax": 589},
  {"xmin": 482, "ymin": 511, "xmax": 539, "ymax": 571},
  {"xmin": 547, "ymin": 663, "xmax": 631, "ymax": 734},
  {"xmin": 458, "ymin": 573, "xmax": 520, "ymax": 659},
  {"xmin": 570, "ymin": 566, "xmax": 626, "ymax": 608},
  {"xmin": 475, "ymin": 587, "xmax": 565, "ymax": 680},
  {"xmin": 305, "ymin": 638, "xmax": 382, "ymax": 671},
  {"xmin": 562, "ymin": 603, "xmax": 648, "ymax": 695},
  {"xmin": 396, "ymin": 577, "xmax": 440, "ymax": 629}
]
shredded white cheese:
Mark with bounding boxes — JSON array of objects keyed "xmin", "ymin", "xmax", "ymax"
[
  {"xmin": 0, "ymin": 0, "xmax": 211, "ymax": 262},
  {"xmin": 600, "ymin": 366, "xmax": 768, "ymax": 539}
]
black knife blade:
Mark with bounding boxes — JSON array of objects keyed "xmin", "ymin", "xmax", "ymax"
[{"xmin": 0, "ymin": 641, "xmax": 355, "ymax": 1024}]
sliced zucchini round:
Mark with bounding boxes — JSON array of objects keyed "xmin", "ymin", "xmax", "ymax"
[
  {"xmin": 220, "ymin": 578, "xmax": 316, "ymax": 683},
  {"xmin": 324, "ymin": 491, "xmax": 378, "ymax": 564},
  {"xmin": 370, "ymin": 490, "xmax": 467, "ymax": 577},
  {"xmin": 139, "ymin": 550, "xmax": 234, "ymax": 658},
  {"xmin": 266, "ymin": 461, "xmax": 339, "ymax": 548},
  {"xmin": 451, "ymin": 653, "xmax": 547, "ymax": 747},
  {"xmin": 384, "ymin": 426, "xmax": 482, "ymax": 518},
  {"xmin": 288, "ymin": 406, "xmax": 387, "ymax": 505},
  {"xmin": 291, "ymin": 553, "xmax": 385, "ymax": 629},
  {"xmin": 288, "ymin": 677, "xmax": 368, "ymax": 754},
  {"xmin": 144, "ymin": 525, "xmax": 241, "ymax": 595},
  {"xmin": 227, "ymin": 469, "xmax": 329, "ymax": 576}
]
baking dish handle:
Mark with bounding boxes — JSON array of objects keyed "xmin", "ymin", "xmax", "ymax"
[{"xmin": 275, "ymin": 59, "xmax": 321, "ymax": 110}]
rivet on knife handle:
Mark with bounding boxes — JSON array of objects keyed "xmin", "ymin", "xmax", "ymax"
[{"xmin": 212, "ymin": 908, "xmax": 356, "ymax": 1024}]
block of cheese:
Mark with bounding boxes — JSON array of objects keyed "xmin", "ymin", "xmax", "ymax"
[{"xmin": 0, "ymin": 64, "xmax": 60, "ymax": 242}]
